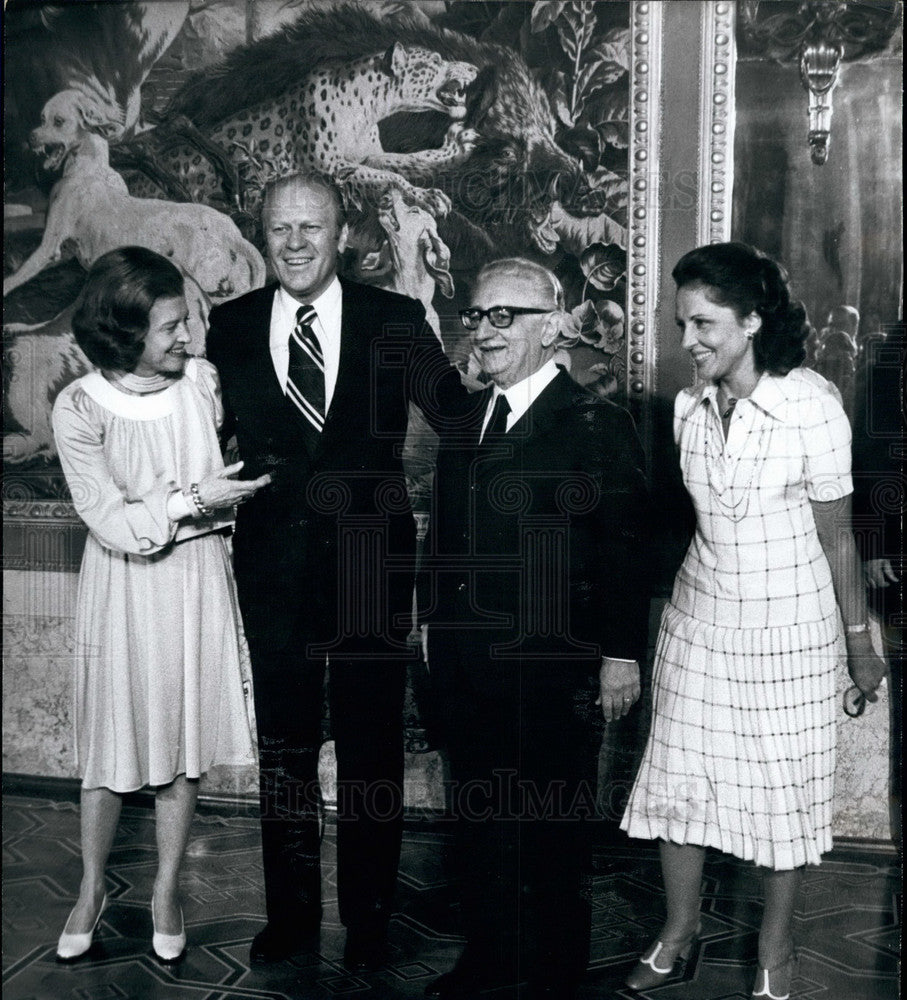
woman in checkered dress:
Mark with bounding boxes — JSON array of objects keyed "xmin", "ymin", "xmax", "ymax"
[{"xmin": 621, "ymin": 243, "xmax": 887, "ymax": 999}]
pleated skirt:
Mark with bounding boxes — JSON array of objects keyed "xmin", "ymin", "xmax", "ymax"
[
  {"xmin": 621, "ymin": 603, "xmax": 838, "ymax": 870},
  {"xmin": 74, "ymin": 532, "xmax": 254, "ymax": 792}
]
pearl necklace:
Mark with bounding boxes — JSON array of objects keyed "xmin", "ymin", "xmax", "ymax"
[{"xmin": 703, "ymin": 396, "xmax": 772, "ymax": 523}]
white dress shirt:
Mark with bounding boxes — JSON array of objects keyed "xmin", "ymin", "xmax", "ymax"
[
  {"xmin": 478, "ymin": 357, "xmax": 560, "ymax": 442},
  {"xmin": 269, "ymin": 277, "xmax": 343, "ymax": 412}
]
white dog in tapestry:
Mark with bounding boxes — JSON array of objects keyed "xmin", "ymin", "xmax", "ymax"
[
  {"xmin": 4, "ymin": 89, "xmax": 266, "ymax": 338},
  {"xmin": 3, "ymin": 88, "xmax": 267, "ymax": 464}
]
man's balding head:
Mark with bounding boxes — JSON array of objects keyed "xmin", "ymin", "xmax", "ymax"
[
  {"xmin": 475, "ymin": 258, "xmax": 565, "ymax": 311},
  {"xmin": 825, "ymin": 304, "xmax": 860, "ymax": 340}
]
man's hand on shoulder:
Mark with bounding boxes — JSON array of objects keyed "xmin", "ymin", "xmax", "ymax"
[{"xmin": 596, "ymin": 657, "xmax": 641, "ymax": 723}]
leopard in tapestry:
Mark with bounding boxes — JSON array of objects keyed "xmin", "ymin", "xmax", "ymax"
[
  {"xmin": 3, "ymin": 1, "xmax": 631, "ymax": 475},
  {"xmin": 142, "ymin": 41, "xmax": 478, "ymax": 219},
  {"xmin": 122, "ymin": 2, "xmax": 624, "ymax": 259}
]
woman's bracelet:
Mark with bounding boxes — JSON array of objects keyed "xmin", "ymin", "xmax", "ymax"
[
  {"xmin": 189, "ymin": 483, "xmax": 214, "ymax": 518},
  {"xmin": 845, "ymin": 623, "xmax": 869, "ymax": 635}
]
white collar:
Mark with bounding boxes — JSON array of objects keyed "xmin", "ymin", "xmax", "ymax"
[
  {"xmin": 701, "ymin": 369, "xmax": 825, "ymax": 423},
  {"xmin": 489, "ymin": 357, "xmax": 560, "ymax": 428},
  {"xmin": 274, "ymin": 276, "xmax": 343, "ymax": 329},
  {"xmin": 79, "ymin": 357, "xmax": 198, "ymax": 420}
]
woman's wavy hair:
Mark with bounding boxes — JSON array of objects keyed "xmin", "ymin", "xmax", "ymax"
[
  {"xmin": 672, "ymin": 242, "xmax": 809, "ymax": 375},
  {"xmin": 72, "ymin": 247, "xmax": 185, "ymax": 372}
]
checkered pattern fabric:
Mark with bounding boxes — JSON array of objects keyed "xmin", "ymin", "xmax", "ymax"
[{"xmin": 622, "ymin": 370, "xmax": 852, "ymax": 870}]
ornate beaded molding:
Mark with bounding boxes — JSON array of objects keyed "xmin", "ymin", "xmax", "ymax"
[
  {"xmin": 2, "ymin": 499, "xmax": 85, "ymax": 572},
  {"xmin": 2, "ymin": 467, "xmax": 83, "ymax": 524},
  {"xmin": 626, "ymin": 0, "xmax": 664, "ymax": 448},
  {"xmin": 698, "ymin": 1, "xmax": 736, "ymax": 246},
  {"xmin": 2, "ymin": 499, "xmax": 79, "ymax": 521}
]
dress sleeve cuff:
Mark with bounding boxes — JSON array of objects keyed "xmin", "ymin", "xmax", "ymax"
[{"xmin": 166, "ymin": 488, "xmax": 197, "ymax": 522}]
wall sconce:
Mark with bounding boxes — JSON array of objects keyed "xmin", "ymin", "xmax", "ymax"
[
  {"xmin": 800, "ymin": 37, "xmax": 840, "ymax": 164},
  {"xmin": 738, "ymin": 0, "xmax": 901, "ymax": 165}
]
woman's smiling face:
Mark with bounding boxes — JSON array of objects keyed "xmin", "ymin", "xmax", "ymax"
[
  {"xmin": 675, "ymin": 282, "xmax": 760, "ymax": 389},
  {"xmin": 131, "ymin": 295, "xmax": 191, "ymax": 376}
]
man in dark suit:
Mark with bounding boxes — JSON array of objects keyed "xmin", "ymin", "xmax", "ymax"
[
  {"xmin": 423, "ymin": 259, "xmax": 650, "ymax": 999},
  {"xmin": 206, "ymin": 172, "xmax": 471, "ymax": 970}
]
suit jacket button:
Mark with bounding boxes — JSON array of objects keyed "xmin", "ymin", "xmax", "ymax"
[{"xmin": 457, "ymin": 582, "xmax": 467, "ymax": 592}]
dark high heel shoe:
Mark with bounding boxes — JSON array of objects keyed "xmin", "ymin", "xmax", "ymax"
[
  {"xmin": 56, "ymin": 893, "xmax": 107, "ymax": 962},
  {"xmin": 625, "ymin": 921, "xmax": 701, "ymax": 991},
  {"xmin": 752, "ymin": 951, "xmax": 797, "ymax": 999}
]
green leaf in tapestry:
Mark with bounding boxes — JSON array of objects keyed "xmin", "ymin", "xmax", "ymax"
[{"xmin": 530, "ymin": 1, "xmax": 568, "ymax": 34}]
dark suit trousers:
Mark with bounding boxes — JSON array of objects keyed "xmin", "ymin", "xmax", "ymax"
[
  {"xmin": 249, "ymin": 634, "xmax": 406, "ymax": 932},
  {"xmin": 430, "ymin": 627, "xmax": 601, "ymax": 988}
]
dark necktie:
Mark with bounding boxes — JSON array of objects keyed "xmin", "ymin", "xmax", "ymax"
[
  {"xmin": 286, "ymin": 305, "xmax": 325, "ymax": 437},
  {"xmin": 481, "ymin": 392, "xmax": 511, "ymax": 444}
]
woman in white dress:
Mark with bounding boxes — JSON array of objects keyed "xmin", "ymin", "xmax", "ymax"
[
  {"xmin": 621, "ymin": 243, "xmax": 886, "ymax": 999},
  {"xmin": 51, "ymin": 247, "xmax": 270, "ymax": 964}
]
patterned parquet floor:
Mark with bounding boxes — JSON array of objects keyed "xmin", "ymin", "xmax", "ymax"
[{"xmin": 1, "ymin": 791, "xmax": 900, "ymax": 999}]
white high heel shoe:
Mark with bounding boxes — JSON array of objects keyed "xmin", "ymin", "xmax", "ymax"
[
  {"xmin": 151, "ymin": 898, "xmax": 186, "ymax": 963},
  {"xmin": 752, "ymin": 952, "xmax": 797, "ymax": 999},
  {"xmin": 625, "ymin": 921, "xmax": 701, "ymax": 991},
  {"xmin": 56, "ymin": 893, "xmax": 107, "ymax": 962}
]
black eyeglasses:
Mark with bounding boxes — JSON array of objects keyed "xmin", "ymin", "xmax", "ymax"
[{"xmin": 458, "ymin": 306, "xmax": 553, "ymax": 330}]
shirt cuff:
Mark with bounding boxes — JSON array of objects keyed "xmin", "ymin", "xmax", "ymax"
[
  {"xmin": 602, "ymin": 656, "xmax": 638, "ymax": 664},
  {"xmin": 166, "ymin": 488, "xmax": 196, "ymax": 522}
]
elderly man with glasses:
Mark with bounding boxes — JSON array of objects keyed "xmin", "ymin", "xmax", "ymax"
[{"xmin": 423, "ymin": 258, "xmax": 651, "ymax": 999}]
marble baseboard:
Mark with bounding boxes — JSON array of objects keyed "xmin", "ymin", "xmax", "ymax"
[
  {"xmin": 200, "ymin": 744, "xmax": 449, "ymax": 812},
  {"xmin": 1, "ymin": 568, "xmax": 449, "ymax": 811}
]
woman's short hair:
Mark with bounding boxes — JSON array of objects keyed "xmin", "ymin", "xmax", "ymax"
[
  {"xmin": 672, "ymin": 242, "xmax": 809, "ymax": 375},
  {"xmin": 72, "ymin": 247, "xmax": 185, "ymax": 371}
]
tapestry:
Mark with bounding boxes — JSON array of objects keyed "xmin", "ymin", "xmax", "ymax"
[{"xmin": 3, "ymin": 0, "xmax": 632, "ymax": 510}]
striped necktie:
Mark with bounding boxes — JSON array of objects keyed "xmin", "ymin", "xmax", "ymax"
[{"xmin": 286, "ymin": 304, "xmax": 325, "ymax": 436}]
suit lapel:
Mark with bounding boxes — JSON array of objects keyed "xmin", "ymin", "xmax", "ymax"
[
  {"xmin": 472, "ymin": 386, "xmax": 495, "ymax": 446},
  {"xmin": 250, "ymin": 287, "xmax": 288, "ymax": 410},
  {"xmin": 326, "ymin": 281, "xmax": 367, "ymax": 421},
  {"xmin": 507, "ymin": 369, "xmax": 576, "ymax": 444},
  {"xmin": 477, "ymin": 370, "xmax": 574, "ymax": 471},
  {"xmin": 243, "ymin": 284, "xmax": 318, "ymax": 457},
  {"xmin": 316, "ymin": 280, "xmax": 369, "ymax": 460}
]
